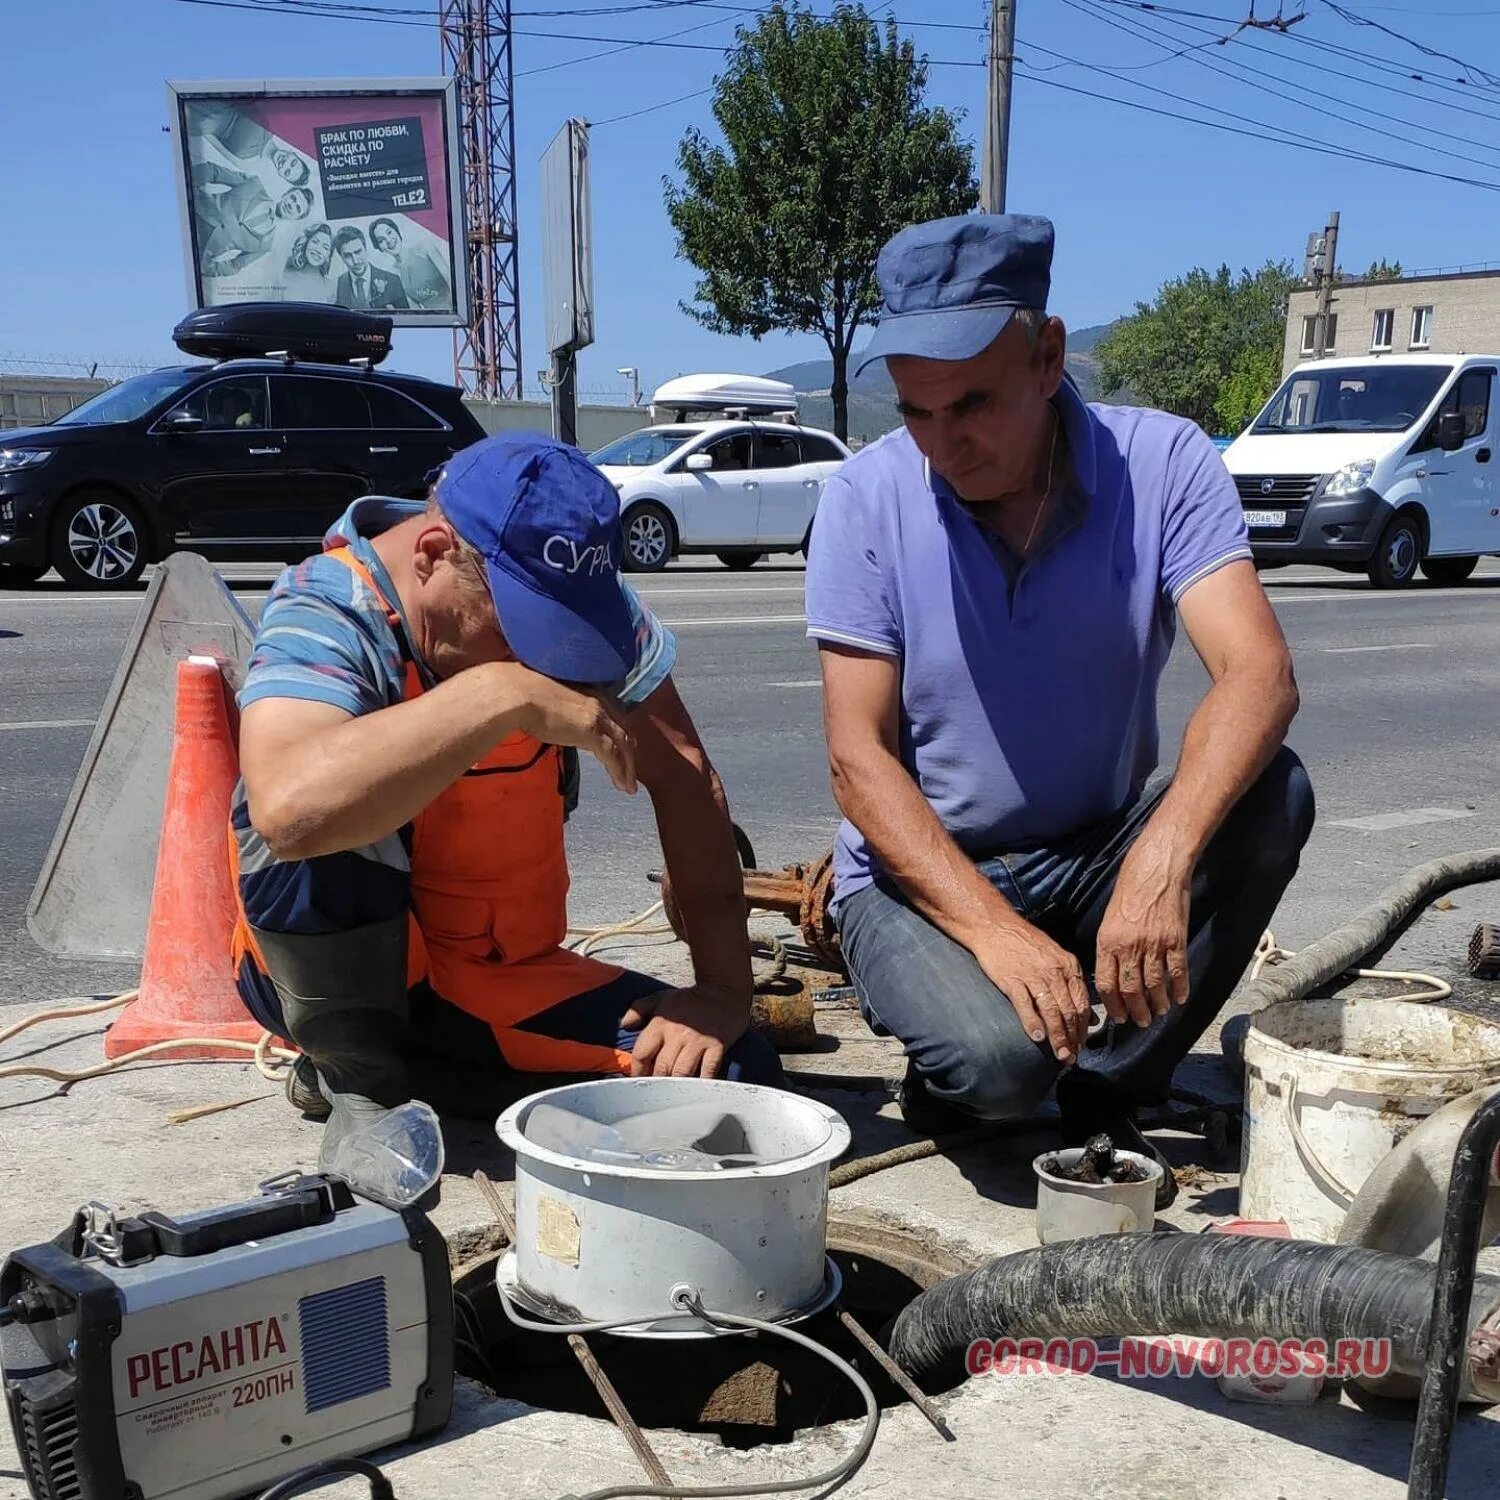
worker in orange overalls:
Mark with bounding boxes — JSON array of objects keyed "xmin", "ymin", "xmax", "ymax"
[{"xmin": 228, "ymin": 431, "xmax": 782, "ymax": 1167}]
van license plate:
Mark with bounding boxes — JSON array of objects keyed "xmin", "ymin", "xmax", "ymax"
[{"xmin": 1243, "ymin": 509, "xmax": 1287, "ymax": 528}]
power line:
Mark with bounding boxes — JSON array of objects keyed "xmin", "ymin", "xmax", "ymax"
[
  {"xmin": 589, "ymin": 85, "xmax": 715, "ymax": 123},
  {"xmin": 1091, "ymin": 0, "xmax": 1500, "ymax": 124},
  {"xmin": 1062, "ymin": 0, "xmax": 1500, "ymax": 167},
  {"xmin": 1318, "ymin": 0, "xmax": 1500, "ymax": 89},
  {"xmin": 1010, "ymin": 61, "xmax": 1500, "ymax": 192},
  {"xmin": 1093, "ymin": 0, "xmax": 1500, "ymax": 103}
]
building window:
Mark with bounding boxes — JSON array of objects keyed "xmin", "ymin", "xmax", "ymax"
[
  {"xmin": 1411, "ymin": 305, "xmax": 1434, "ymax": 348},
  {"xmin": 1301, "ymin": 314, "xmax": 1318, "ymax": 355},
  {"xmin": 1326, "ymin": 313, "xmax": 1338, "ymax": 349},
  {"xmin": 1372, "ymin": 309, "xmax": 1394, "ymax": 351}
]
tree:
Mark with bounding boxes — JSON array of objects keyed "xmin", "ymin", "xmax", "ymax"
[
  {"xmin": 1094, "ymin": 261, "xmax": 1295, "ymax": 434},
  {"xmin": 1360, "ymin": 258, "xmax": 1404, "ymax": 281},
  {"xmin": 663, "ymin": 2, "xmax": 977, "ymax": 440}
]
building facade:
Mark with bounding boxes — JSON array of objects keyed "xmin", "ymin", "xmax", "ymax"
[
  {"xmin": 1283, "ymin": 269, "xmax": 1500, "ymax": 376},
  {"xmin": 0, "ymin": 375, "xmax": 108, "ymax": 430}
]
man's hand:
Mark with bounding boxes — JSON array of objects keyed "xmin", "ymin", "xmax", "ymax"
[
  {"xmin": 505, "ymin": 666, "xmax": 638, "ymax": 794},
  {"xmin": 1094, "ymin": 834, "xmax": 1192, "ymax": 1028},
  {"xmin": 971, "ymin": 921, "xmax": 1093, "ymax": 1064},
  {"xmin": 621, "ymin": 983, "xmax": 751, "ymax": 1079}
]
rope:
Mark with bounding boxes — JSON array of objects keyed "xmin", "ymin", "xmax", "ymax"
[
  {"xmin": 0, "ymin": 990, "xmax": 297, "ymax": 1123},
  {"xmin": 1250, "ymin": 928, "xmax": 1451, "ymax": 1005},
  {"xmin": 566, "ymin": 899, "xmax": 672, "ymax": 956}
]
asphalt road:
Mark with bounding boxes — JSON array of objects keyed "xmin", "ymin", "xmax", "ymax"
[{"xmin": 2, "ymin": 558, "xmax": 1498, "ymax": 1007}]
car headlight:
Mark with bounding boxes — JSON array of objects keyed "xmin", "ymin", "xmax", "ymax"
[
  {"xmin": 0, "ymin": 448, "xmax": 54, "ymax": 474},
  {"xmin": 1323, "ymin": 460, "xmax": 1376, "ymax": 497}
]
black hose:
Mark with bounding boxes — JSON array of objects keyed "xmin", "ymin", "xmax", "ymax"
[
  {"xmin": 1239, "ymin": 848, "xmax": 1500, "ymax": 1013},
  {"xmin": 886, "ymin": 1230, "xmax": 1500, "ymax": 1397}
]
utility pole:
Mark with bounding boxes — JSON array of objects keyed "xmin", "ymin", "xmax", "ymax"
[
  {"xmin": 982, "ymin": 0, "xmax": 1016, "ymax": 213},
  {"xmin": 1316, "ymin": 209, "xmax": 1340, "ymax": 356}
]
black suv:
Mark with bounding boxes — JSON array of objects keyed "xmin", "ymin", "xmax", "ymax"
[{"xmin": 0, "ymin": 304, "xmax": 486, "ymax": 589}]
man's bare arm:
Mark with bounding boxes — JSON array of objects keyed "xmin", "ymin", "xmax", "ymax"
[
  {"xmin": 616, "ymin": 676, "xmax": 754, "ymax": 1078},
  {"xmin": 240, "ymin": 661, "xmax": 636, "ymax": 861},
  {"xmin": 1093, "ymin": 559, "xmax": 1300, "ymax": 1022},
  {"xmin": 819, "ymin": 644, "xmax": 1092, "ymax": 1062}
]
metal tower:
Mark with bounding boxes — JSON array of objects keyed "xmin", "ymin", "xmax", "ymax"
[{"xmin": 440, "ymin": 0, "xmax": 522, "ymax": 400}]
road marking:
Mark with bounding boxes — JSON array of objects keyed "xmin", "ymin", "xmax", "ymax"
[
  {"xmin": 1268, "ymin": 590, "xmax": 1485, "ymax": 603},
  {"xmin": 1322, "ymin": 642, "xmax": 1434, "ymax": 654},
  {"xmin": 636, "ymin": 587, "xmax": 804, "ymax": 599},
  {"xmin": 768, "ymin": 679, "xmax": 822, "ymax": 687},
  {"xmin": 670, "ymin": 614, "xmax": 807, "ymax": 627},
  {"xmin": 0, "ymin": 718, "xmax": 94, "ymax": 731},
  {"xmin": 1328, "ymin": 807, "xmax": 1475, "ymax": 831}
]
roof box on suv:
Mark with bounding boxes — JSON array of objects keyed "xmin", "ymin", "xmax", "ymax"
[
  {"xmin": 650, "ymin": 374, "xmax": 799, "ymax": 420},
  {"xmin": 172, "ymin": 302, "xmax": 393, "ymax": 366}
]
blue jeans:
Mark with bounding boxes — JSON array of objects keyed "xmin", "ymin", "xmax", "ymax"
[{"xmin": 836, "ymin": 747, "xmax": 1315, "ymax": 1119}]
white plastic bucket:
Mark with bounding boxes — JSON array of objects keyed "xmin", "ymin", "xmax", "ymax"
[
  {"xmin": 1033, "ymin": 1148, "xmax": 1162, "ymax": 1244},
  {"xmin": 1240, "ymin": 998, "xmax": 1500, "ymax": 1241},
  {"xmin": 496, "ymin": 1076, "xmax": 850, "ymax": 1331}
]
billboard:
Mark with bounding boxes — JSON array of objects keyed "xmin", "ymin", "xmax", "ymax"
[
  {"xmin": 541, "ymin": 118, "xmax": 594, "ymax": 358},
  {"xmin": 166, "ymin": 77, "xmax": 468, "ymax": 327}
]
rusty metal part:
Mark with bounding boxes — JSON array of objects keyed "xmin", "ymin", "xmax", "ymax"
[
  {"xmin": 569, "ymin": 1334, "xmax": 676, "ymax": 1486},
  {"xmin": 1471, "ymin": 923, "xmax": 1500, "ymax": 980},
  {"xmin": 835, "ymin": 1306, "xmax": 955, "ymax": 1442},
  {"xmin": 472, "ymin": 1171, "xmax": 675, "ymax": 1488},
  {"xmin": 662, "ymin": 849, "xmax": 844, "ymax": 972},
  {"xmin": 473, "ymin": 1170, "xmax": 517, "ymax": 1243},
  {"xmin": 750, "ymin": 985, "xmax": 819, "ymax": 1051}
]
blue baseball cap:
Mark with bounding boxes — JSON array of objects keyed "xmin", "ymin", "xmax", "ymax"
[
  {"xmin": 853, "ymin": 213, "xmax": 1054, "ymax": 378},
  {"xmin": 433, "ymin": 432, "xmax": 635, "ymax": 684}
]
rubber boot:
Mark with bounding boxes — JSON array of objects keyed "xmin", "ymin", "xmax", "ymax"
[
  {"xmin": 1056, "ymin": 1068, "xmax": 1179, "ymax": 1211},
  {"xmin": 252, "ymin": 917, "xmax": 413, "ymax": 1174}
]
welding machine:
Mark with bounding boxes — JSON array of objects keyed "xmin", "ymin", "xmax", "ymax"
[{"xmin": 0, "ymin": 1172, "xmax": 453, "ymax": 1500}]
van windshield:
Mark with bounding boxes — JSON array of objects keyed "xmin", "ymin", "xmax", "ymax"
[{"xmin": 1252, "ymin": 366, "xmax": 1447, "ymax": 435}]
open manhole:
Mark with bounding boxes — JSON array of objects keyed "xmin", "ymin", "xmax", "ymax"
[{"xmin": 452, "ymin": 1218, "xmax": 973, "ymax": 1448}]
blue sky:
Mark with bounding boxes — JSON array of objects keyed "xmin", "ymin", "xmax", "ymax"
[{"xmin": 6, "ymin": 0, "xmax": 1500, "ymax": 401}]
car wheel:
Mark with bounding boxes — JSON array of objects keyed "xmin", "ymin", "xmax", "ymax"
[
  {"xmin": 50, "ymin": 491, "xmax": 149, "ymax": 589},
  {"xmin": 715, "ymin": 551, "xmax": 764, "ymax": 570},
  {"xmin": 1420, "ymin": 554, "xmax": 1479, "ymax": 586},
  {"xmin": 0, "ymin": 562, "xmax": 48, "ymax": 588},
  {"xmin": 1366, "ymin": 513, "xmax": 1422, "ymax": 590},
  {"xmin": 622, "ymin": 503, "xmax": 674, "ymax": 573}
]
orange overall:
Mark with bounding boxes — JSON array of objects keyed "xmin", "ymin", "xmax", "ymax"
[{"xmin": 230, "ymin": 547, "xmax": 637, "ymax": 1075}]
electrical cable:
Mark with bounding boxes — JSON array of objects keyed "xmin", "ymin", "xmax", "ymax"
[
  {"xmin": 1010, "ymin": 66, "xmax": 1500, "ymax": 191},
  {"xmin": 1061, "ymin": 0, "xmax": 1500, "ymax": 163},
  {"xmin": 1247, "ymin": 928, "xmax": 1451, "ymax": 1005},
  {"xmin": 495, "ymin": 1280, "xmax": 879, "ymax": 1500},
  {"xmin": 1107, "ymin": 0, "xmax": 1500, "ymax": 124},
  {"xmin": 253, "ymin": 1458, "xmax": 394, "ymax": 1500}
]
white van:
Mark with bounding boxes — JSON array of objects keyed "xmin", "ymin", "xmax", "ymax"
[{"xmin": 1222, "ymin": 354, "xmax": 1500, "ymax": 588}]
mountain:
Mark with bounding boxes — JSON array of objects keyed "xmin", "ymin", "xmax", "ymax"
[{"xmin": 767, "ymin": 320, "xmax": 1122, "ymax": 443}]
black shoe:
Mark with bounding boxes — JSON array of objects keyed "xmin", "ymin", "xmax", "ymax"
[
  {"xmin": 897, "ymin": 1062, "xmax": 978, "ymax": 1138},
  {"xmin": 1055, "ymin": 1070, "xmax": 1178, "ymax": 1211},
  {"xmin": 286, "ymin": 1055, "xmax": 332, "ymax": 1121}
]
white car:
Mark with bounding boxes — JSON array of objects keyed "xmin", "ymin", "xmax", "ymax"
[{"xmin": 590, "ymin": 415, "xmax": 852, "ymax": 572}]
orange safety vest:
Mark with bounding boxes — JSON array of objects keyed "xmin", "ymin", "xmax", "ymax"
[{"xmin": 230, "ymin": 546, "xmax": 634, "ymax": 1075}]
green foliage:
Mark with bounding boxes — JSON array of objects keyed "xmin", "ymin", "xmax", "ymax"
[
  {"xmin": 1094, "ymin": 261, "xmax": 1295, "ymax": 434},
  {"xmin": 663, "ymin": 1, "xmax": 977, "ymax": 438},
  {"xmin": 1361, "ymin": 258, "xmax": 1404, "ymax": 282},
  {"xmin": 1216, "ymin": 341, "xmax": 1284, "ymax": 435}
]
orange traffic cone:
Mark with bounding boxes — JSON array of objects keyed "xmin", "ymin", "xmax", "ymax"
[{"xmin": 104, "ymin": 656, "xmax": 266, "ymax": 1060}]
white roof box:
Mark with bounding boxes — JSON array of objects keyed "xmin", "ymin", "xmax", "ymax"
[{"xmin": 650, "ymin": 373, "xmax": 799, "ymax": 419}]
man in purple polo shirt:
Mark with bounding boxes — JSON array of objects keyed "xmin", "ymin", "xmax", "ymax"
[{"xmin": 805, "ymin": 214, "xmax": 1313, "ymax": 1206}]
